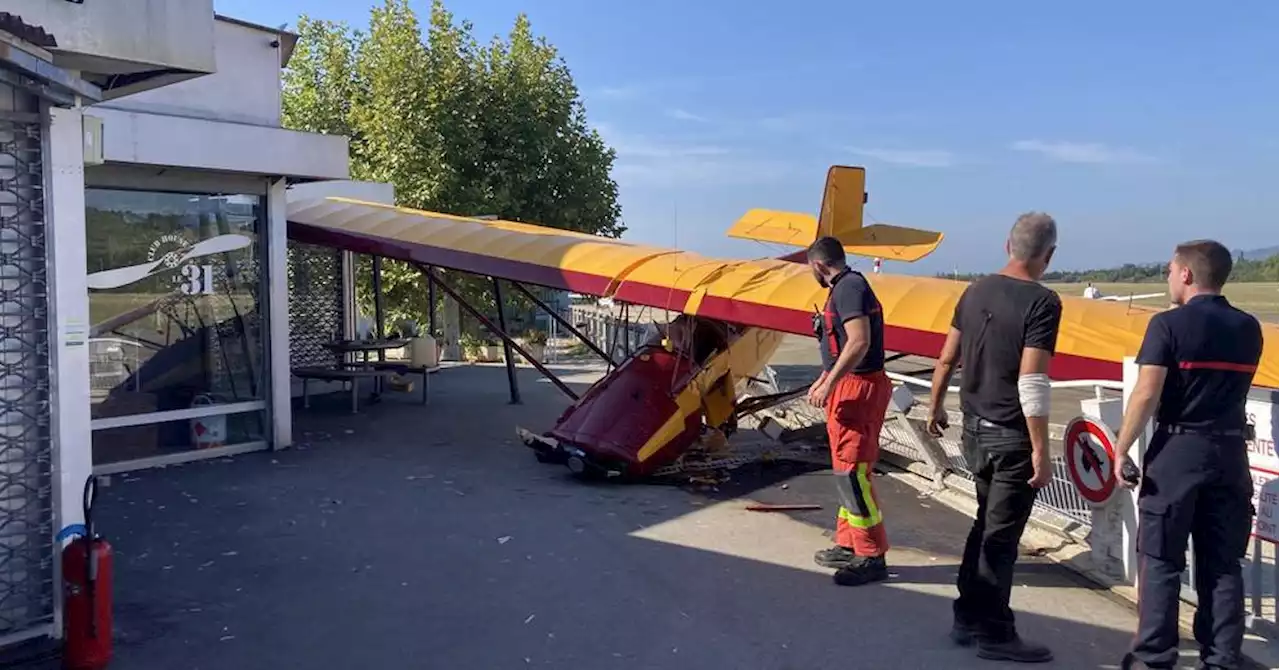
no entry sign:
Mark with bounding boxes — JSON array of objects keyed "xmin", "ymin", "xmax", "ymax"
[{"xmin": 1063, "ymin": 416, "xmax": 1119, "ymax": 506}]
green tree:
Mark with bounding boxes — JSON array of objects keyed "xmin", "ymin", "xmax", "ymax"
[
  {"xmin": 281, "ymin": 0, "xmax": 623, "ymax": 335},
  {"xmin": 281, "ymin": 16, "xmax": 360, "ymax": 139}
]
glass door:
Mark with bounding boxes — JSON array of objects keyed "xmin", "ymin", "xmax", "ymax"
[{"xmin": 85, "ymin": 188, "xmax": 269, "ymax": 467}]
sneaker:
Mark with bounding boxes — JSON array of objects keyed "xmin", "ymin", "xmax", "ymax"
[
  {"xmin": 976, "ymin": 636, "xmax": 1053, "ymax": 663},
  {"xmin": 813, "ymin": 545, "xmax": 857, "ymax": 568},
  {"xmin": 832, "ymin": 555, "xmax": 889, "ymax": 586}
]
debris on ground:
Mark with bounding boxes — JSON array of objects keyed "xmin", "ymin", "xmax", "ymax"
[{"xmin": 745, "ymin": 503, "xmax": 822, "ymax": 512}]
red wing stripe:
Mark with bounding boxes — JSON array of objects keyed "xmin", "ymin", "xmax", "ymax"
[{"xmin": 1178, "ymin": 361, "xmax": 1258, "ymax": 373}]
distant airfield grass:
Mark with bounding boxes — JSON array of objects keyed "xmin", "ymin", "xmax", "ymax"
[{"xmin": 1043, "ymin": 282, "xmax": 1279, "ymax": 323}]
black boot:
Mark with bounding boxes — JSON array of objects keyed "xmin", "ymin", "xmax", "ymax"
[
  {"xmin": 949, "ymin": 621, "xmax": 980, "ymax": 647},
  {"xmin": 832, "ymin": 555, "xmax": 889, "ymax": 586},
  {"xmin": 976, "ymin": 635, "xmax": 1053, "ymax": 663},
  {"xmin": 813, "ymin": 545, "xmax": 856, "ymax": 568},
  {"xmin": 1119, "ymin": 652, "xmax": 1174, "ymax": 669}
]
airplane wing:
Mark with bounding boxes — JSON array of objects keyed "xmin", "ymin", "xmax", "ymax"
[
  {"xmin": 287, "ymin": 197, "xmax": 1279, "ymax": 389},
  {"xmin": 1096, "ymin": 292, "xmax": 1166, "ymax": 302}
]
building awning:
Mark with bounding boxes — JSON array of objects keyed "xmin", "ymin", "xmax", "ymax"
[
  {"xmin": 91, "ymin": 106, "xmax": 350, "ymax": 182},
  {"xmin": 0, "ymin": 16, "xmax": 102, "ymax": 104}
]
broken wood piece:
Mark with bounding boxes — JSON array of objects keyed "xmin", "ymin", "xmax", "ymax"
[{"xmin": 745, "ymin": 503, "xmax": 822, "ymax": 512}]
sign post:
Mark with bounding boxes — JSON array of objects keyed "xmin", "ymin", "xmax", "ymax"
[{"xmin": 1117, "ymin": 359, "xmax": 1154, "ymax": 583}]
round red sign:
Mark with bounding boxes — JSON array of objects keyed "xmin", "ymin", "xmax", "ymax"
[{"xmin": 1062, "ymin": 416, "xmax": 1119, "ymax": 506}]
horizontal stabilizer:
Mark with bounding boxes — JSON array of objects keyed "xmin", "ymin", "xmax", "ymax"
[
  {"xmin": 725, "ymin": 209, "xmax": 819, "ymax": 247},
  {"xmin": 840, "ymin": 224, "xmax": 944, "ymax": 263},
  {"xmin": 727, "ymin": 211, "xmax": 943, "ymax": 263}
]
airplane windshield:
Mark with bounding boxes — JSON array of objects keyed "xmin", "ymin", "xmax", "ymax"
[{"xmin": 648, "ymin": 316, "xmax": 728, "ymax": 366}]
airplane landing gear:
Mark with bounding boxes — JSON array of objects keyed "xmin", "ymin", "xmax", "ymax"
[{"xmin": 516, "ymin": 427, "xmax": 621, "ymax": 479}]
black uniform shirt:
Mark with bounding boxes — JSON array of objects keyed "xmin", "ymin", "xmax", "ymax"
[
  {"xmin": 818, "ymin": 268, "xmax": 885, "ymax": 374},
  {"xmin": 1135, "ymin": 294, "xmax": 1263, "ymax": 431}
]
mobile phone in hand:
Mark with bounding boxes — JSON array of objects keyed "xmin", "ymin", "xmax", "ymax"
[{"xmin": 1120, "ymin": 459, "xmax": 1140, "ymax": 486}]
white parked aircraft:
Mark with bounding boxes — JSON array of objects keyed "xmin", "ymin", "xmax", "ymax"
[{"xmin": 1081, "ymin": 282, "xmax": 1166, "ymax": 303}]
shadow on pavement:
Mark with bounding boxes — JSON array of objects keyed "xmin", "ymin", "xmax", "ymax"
[{"xmin": 87, "ymin": 365, "xmax": 1148, "ymax": 669}]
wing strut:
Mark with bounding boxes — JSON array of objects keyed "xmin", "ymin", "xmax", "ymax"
[
  {"xmin": 415, "ymin": 264, "xmax": 579, "ymax": 402},
  {"xmin": 508, "ymin": 282, "xmax": 616, "ymax": 367}
]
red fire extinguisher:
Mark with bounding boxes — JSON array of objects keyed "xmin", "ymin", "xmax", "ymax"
[{"xmin": 59, "ymin": 476, "xmax": 112, "ymax": 670}]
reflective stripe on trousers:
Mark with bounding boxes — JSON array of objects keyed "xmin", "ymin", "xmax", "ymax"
[{"xmin": 835, "ymin": 463, "xmax": 883, "ymax": 529}]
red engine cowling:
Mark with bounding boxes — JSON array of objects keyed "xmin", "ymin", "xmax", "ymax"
[{"xmin": 62, "ymin": 536, "xmax": 113, "ymax": 670}]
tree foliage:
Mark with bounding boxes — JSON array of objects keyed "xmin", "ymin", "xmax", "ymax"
[
  {"xmin": 282, "ymin": 0, "xmax": 623, "ymax": 334},
  {"xmin": 941, "ymin": 255, "xmax": 1279, "ymax": 284}
]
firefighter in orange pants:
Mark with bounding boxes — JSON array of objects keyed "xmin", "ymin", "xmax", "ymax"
[{"xmin": 806, "ymin": 236, "xmax": 893, "ymax": 586}]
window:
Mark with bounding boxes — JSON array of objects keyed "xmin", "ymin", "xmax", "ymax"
[{"xmin": 85, "ymin": 189, "xmax": 268, "ymax": 465}]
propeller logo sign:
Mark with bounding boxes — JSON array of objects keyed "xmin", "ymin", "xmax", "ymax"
[{"xmin": 87, "ymin": 233, "xmax": 253, "ymax": 294}]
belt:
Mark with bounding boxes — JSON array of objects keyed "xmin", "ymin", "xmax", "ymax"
[
  {"xmin": 964, "ymin": 415, "xmax": 1028, "ymax": 433},
  {"xmin": 1156, "ymin": 424, "xmax": 1255, "ymax": 440}
]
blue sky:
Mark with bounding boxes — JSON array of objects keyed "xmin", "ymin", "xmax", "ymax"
[{"xmin": 217, "ymin": 0, "xmax": 1278, "ymax": 275}]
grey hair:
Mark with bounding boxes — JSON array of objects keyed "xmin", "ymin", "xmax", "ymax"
[{"xmin": 1008, "ymin": 211, "xmax": 1057, "ymax": 261}]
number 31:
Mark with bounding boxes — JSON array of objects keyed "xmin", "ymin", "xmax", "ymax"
[{"xmin": 179, "ymin": 264, "xmax": 215, "ymax": 295}]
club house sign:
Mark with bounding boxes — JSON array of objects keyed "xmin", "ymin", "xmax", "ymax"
[{"xmin": 87, "ymin": 233, "xmax": 253, "ymax": 293}]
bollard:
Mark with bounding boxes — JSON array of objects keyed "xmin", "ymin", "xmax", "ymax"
[
  {"xmin": 1118, "ymin": 357, "xmax": 1150, "ymax": 584},
  {"xmin": 1080, "ymin": 390, "xmax": 1126, "ymax": 576}
]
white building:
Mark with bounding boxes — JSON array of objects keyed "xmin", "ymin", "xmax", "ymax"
[{"xmin": 0, "ymin": 2, "xmax": 377, "ymax": 650}]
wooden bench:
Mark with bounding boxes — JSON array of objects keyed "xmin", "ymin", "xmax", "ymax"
[{"xmin": 292, "ymin": 366, "xmax": 396, "ymax": 414}]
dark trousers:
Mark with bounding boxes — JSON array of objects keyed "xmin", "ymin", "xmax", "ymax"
[
  {"xmin": 953, "ymin": 416, "xmax": 1039, "ymax": 642},
  {"xmin": 1132, "ymin": 432, "xmax": 1253, "ymax": 669}
]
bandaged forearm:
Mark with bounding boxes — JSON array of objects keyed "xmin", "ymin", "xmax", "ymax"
[{"xmin": 1018, "ymin": 373, "xmax": 1051, "ymax": 418}]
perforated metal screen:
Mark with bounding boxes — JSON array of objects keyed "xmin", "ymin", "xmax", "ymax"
[
  {"xmin": 287, "ymin": 242, "xmax": 344, "ymax": 368},
  {"xmin": 0, "ymin": 98, "xmax": 55, "ymax": 641}
]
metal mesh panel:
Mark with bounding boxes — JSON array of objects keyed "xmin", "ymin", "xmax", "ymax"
[
  {"xmin": 287, "ymin": 242, "xmax": 343, "ymax": 368},
  {"xmin": 0, "ymin": 110, "xmax": 54, "ymax": 638},
  {"xmin": 887, "ymin": 405, "xmax": 1094, "ymax": 526}
]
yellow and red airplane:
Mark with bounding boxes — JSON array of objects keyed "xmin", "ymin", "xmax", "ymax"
[{"xmin": 286, "ymin": 166, "xmax": 1279, "ymax": 478}]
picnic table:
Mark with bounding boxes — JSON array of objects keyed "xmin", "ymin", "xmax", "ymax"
[
  {"xmin": 292, "ymin": 338, "xmax": 434, "ymax": 413},
  {"xmin": 325, "ymin": 338, "xmax": 410, "ymax": 394}
]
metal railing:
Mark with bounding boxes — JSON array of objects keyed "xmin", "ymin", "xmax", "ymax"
[
  {"xmin": 1246, "ymin": 538, "xmax": 1278, "ymax": 633},
  {"xmin": 882, "ymin": 371, "xmax": 1125, "ymax": 527},
  {"xmin": 565, "ymin": 305, "xmax": 651, "ymax": 361}
]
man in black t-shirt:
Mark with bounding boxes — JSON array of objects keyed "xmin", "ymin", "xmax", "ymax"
[
  {"xmin": 805, "ymin": 236, "xmax": 894, "ymax": 587},
  {"xmin": 927, "ymin": 212, "xmax": 1062, "ymax": 664}
]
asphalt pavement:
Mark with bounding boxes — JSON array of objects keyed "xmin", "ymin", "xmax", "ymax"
[{"xmin": 70, "ymin": 363, "xmax": 1240, "ymax": 670}]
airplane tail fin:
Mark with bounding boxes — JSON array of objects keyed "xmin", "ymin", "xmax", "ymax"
[{"xmin": 725, "ymin": 165, "xmax": 944, "ymax": 263}]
